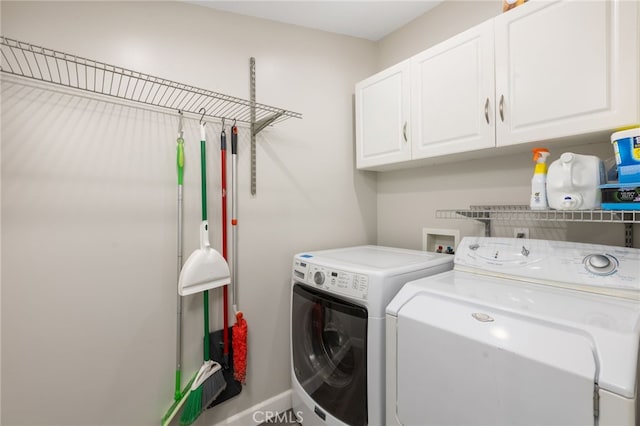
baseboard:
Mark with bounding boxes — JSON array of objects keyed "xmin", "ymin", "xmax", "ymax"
[{"xmin": 214, "ymin": 389, "xmax": 293, "ymax": 426}]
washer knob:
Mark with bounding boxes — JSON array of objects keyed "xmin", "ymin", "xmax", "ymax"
[
  {"xmin": 584, "ymin": 254, "xmax": 616, "ymax": 275},
  {"xmin": 313, "ymin": 271, "xmax": 325, "ymax": 285},
  {"xmin": 588, "ymin": 254, "xmax": 611, "ymax": 269}
]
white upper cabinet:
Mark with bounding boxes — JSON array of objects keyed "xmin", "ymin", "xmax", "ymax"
[
  {"xmin": 355, "ymin": 0, "xmax": 639, "ymax": 171},
  {"xmin": 494, "ymin": 0, "xmax": 639, "ymax": 147},
  {"xmin": 411, "ymin": 20, "xmax": 495, "ymax": 159},
  {"xmin": 355, "ymin": 61, "xmax": 411, "ymax": 169}
]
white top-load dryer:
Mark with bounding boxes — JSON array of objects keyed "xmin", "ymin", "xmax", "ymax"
[
  {"xmin": 291, "ymin": 245, "xmax": 454, "ymax": 426},
  {"xmin": 386, "ymin": 237, "xmax": 640, "ymax": 426}
]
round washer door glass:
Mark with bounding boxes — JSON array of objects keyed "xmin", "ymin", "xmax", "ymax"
[{"xmin": 292, "ymin": 283, "xmax": 368, "ymax": 426}]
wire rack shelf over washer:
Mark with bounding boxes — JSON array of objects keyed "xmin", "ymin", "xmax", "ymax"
[{"xmin": 436, "ymin": 205, "xmax": 639, "ymax": 247}]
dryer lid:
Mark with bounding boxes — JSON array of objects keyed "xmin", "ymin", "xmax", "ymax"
[
  {"xmin": 396, "ymin": 292, "xmax": 598, "ymax": 425},
  {"xmin": 389, "ymin": 271, "xmax": 640, "ymax": 398}
]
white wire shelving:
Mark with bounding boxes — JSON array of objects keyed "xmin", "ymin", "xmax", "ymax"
[
  {"xmin": 436, "ymin": 205, "xmax": 640, "ymax": 223},
  {"xmin": 436, "ymin": 205, "xmax": 639, "ymax": 247},
  {"xmin": 0, "ymin": 36, "xmax": 301, "ymax": 126},
  {"xmin": 1, "ymin": 36, "xmax": 303, "ymax": 195}
]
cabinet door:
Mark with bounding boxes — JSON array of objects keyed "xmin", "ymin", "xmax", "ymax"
[
  {"xmin": 411, "ymin": 20, "xmax": 496, "ymax": 159},
  {"xmin": 355, "ymin": 61, "xmax": 411, "ymax": 169},
  {"xmin": 495, "ymin": 0, "xmax": 639, "ymax": 147}
]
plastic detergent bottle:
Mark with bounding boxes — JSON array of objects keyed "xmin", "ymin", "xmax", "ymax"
[{"xmin": 530, "ymin": 148, "xmax": 550, "ymax": 210}]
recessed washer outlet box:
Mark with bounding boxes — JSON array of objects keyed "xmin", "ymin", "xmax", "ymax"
[
  {"xmin": 514, "ymin": 227, "xmax": 530, "ymax": 239},
  {"xmin": 423, "ymin": 228, "xmax": 460, "ymax": 254}
]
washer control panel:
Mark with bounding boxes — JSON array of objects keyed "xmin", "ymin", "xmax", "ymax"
[
  {"xmin": 456, "ymin": 237, "xmax": 639, "ymax": 295},
  {"xmin": 292, "ymin": 258, "xmax": 369, "ymax": 300}
]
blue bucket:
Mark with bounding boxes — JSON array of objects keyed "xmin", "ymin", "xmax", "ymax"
[{"xmin": 611, "ymin": 128, "xmax": 640, "ymax": 183}]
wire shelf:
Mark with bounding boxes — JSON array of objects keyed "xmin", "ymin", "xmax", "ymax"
[
  {"xmin": 0, "ymin": 36, "xmax": 302, "ymax": 126},
  {"xmin": 436, "ymin": 205, "xmax": 640, "ymax": 224}
]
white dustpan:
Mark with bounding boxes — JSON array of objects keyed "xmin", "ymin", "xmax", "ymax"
[{"xmin": 178, "ymin": 221, "xmax": 230, "ymax": 296}]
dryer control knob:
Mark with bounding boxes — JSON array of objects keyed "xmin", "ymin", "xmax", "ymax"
[
  {"xmin": 584, "ymin": 254, "xmax": 616, "ymax": 275},
  {"xmin": 313, "ymin": 271, "xmax": 325, "ymax": 285}
]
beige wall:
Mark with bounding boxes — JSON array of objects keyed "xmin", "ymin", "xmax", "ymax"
[
  {"xmin": 377, "ymin": 0, "xmax": 501, "ymax": 69},
  {"xmin": 0, "ymin": 2, "xmax": 377, "ymax": 425},
  {"xmin": 374, "ymin": 0, "xmax": 636, "ymax": 250}
]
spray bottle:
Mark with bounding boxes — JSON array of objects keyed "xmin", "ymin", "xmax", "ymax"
[{"xmin": 530, "ymin": 148, "xmax": 550, "ymax": 210}]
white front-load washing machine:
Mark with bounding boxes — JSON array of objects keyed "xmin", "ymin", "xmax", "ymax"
[
  {"xmin": 290, "ymin": 245, "xmax": 454, "ymax": 426},
  {"xmin": 386, "ymin": 237, "xmax": 640, "ymax": 426}
]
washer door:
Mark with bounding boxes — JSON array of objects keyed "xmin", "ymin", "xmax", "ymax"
[
  {"xmin": 292, "ymin": 283, "xmax": 368, "ymax": 426},
  {"xmin": 396, "ymin": 293, "xmax": 598, "ymax": 425}
]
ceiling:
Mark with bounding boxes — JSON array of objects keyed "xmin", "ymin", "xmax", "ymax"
[{"xmin": 188, "ymin": 1, "xmax": 443, "ymax": 41}]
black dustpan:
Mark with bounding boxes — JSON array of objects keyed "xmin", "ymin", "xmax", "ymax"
[{"xmin": 207, "ymin": 327, "xmax": 242, "ymax": 408}]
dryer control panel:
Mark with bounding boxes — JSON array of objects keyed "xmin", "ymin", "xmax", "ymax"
[
  {"xmin": 292, "ymin": 258, "xmax": 369, "ymax": 300},
  {"xmin": 455, "ymin": 237, "xmax": 640, "ymax": 298}
]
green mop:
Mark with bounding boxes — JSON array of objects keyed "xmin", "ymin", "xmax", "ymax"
[
  {"xmin": 180, "ymin": 116, "xmax": 227, "ymax": 426},
  {"xmin": 162, "ymin": 112, "xmax": 197, "ymax": 426}
]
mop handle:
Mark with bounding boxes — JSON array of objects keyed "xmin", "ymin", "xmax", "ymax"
[
  {"xmin": 221, "ymin": 127, "xmax": 227, "ymax": 260},
  {"xmin": 175, "ymin": 135, "xmax": 185, "ymax": 399},
  {"xmin": 231, "ymin": 125, "xmax": 239, "ymax": 311},
  {"xmin": 221, "ymin": 126, "xmax": 230, "ymax": 357}
]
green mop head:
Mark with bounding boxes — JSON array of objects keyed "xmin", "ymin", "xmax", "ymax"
[
  {"xmin": 179, "ymin": 362, "xmax": 207, "ymax": 426},
  {"xmin": 161, "ymin": 374, "xmax": 195, "ymax": 426},
  {"xmin": 179, "ymin": 386, "xmax": 202, "ymax": 426}
]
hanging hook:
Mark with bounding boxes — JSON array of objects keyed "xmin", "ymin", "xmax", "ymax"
[
  {"xmin": 177, "ymin": 110, "xmax": 184, "ymax": 139},
  {"xmin": 232, "ymin": 118, "xmax": 237, "ymax": 127},
  {"xmin": 221, "ymin": 117, "xmax": 226, "ymax": 130},
  {"xmin": 199, "ymin": 108, "xmax": 206, "ymax": 125}
]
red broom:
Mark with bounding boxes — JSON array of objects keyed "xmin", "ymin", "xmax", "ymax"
[{"xmin": 230, "ymin": 123, "xmax": 247, "ymax": 383}]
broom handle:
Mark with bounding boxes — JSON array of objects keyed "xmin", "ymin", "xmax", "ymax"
[
  {"xmin": 204, "ymin": 290, "xmax": 210, "ymax": 361},
  {"xmin": 201, "ymin": 127, "xmax": 211, "ymax": 362},
  {"xmin": 231, "ymin": 125, "xmax": 238, "ymax": 312},
  {"xmin": 221, "ymin": 128, "xmax": 230, "ymax": 359},
  {"xmin": 201, "ymin": 132, "xmax": 207, "ymax": 222}
]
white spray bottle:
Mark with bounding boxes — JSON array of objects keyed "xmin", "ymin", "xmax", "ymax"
[{"xmin": 530, "ymin": 148, "xmax": 550, "ymax": 210}]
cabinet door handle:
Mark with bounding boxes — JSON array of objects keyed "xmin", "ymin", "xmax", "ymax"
[
  {"xmin": 403, "ymin": 122, "xmax": 408, "ymax": 142},
  {"xmin": 484, "ymin": 98, "xmax": 490, "ymax": 124},
  {"xmin": 499, "ymin": 94, "xmax": 505, "ymax": 122}
]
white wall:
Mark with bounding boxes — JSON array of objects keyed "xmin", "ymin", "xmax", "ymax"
[
  {"xmin": 374, "ymin": 0, "xmax": 637, "ymax": 250},
  {"xmin": 0, "ymin": 2, "xmax": 378, "ymax": 425},
  {"xmin": 377, "ymin": 0, "xmax": 501, "ymax": 69}
]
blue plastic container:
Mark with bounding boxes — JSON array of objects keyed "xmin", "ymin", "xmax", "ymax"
[{"xmin": 611, "ymin": 128, "xmax": 640, "ymax": 183}]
